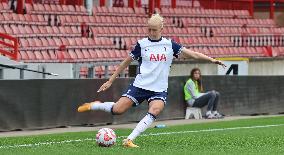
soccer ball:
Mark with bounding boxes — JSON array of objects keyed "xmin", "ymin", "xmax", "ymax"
[{"xmin": 96, "ymin": 128, "xmax": 116, "ymax": 147}]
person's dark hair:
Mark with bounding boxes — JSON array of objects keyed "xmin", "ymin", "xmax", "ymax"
[{"xmin": 190, "ymin": 68, "xmax": 203, "ymax": 92}]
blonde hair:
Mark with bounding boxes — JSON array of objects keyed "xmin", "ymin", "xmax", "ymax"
[{"xmin": 148, "ymin": 14, "xmax": 164, "ymax": 29}]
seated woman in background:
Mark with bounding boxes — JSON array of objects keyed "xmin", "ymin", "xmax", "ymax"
[{"xmin": 184, "ymin": 68, "xmax": 223, "ymax": 119}]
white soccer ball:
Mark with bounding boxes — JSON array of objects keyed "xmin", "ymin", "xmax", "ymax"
[{"xmin": 96, "ymin": 128, "xmax": 116, "ymax": 147}]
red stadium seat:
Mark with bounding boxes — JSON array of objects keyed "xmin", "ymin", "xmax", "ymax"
[
  {"xmin": 87, "ymin": 38, "xmax": 96, "ymax": 47},
  {"xmin": 134, "ymin": 7, "xmax": 146, "ymax": 16},
  {"xmin": 75, "ymin": 38, "xmax": 84, "ymax": 48},
  {"xmin": 0, "ymin": 2, "xmax": 12, "ymax": 13},
  {"xmin": 38, "ymin": 4, "xmax": 46, "ymax": 13},
  {"xmin": 19, "ymin": 51, "xmax": 29, "ymax": 60},
  {"xmin": 114, "ymin": 50, "xmax": 123, "ymax": 59},
  {"xmin": 26, "ymin": 51, "xmax": 36, "ymax": 60},
  {"xmin": 61, "ymin": 5, "xmax": 70, "ymax": 14},
  {"xmin": 34, "ymin": 51, "xmax": 44, "ymax": 60},
  {"xmin": 38, "ymin": 38, "xmax": 47, "ymax": 49},
  {"xmin": 68, "ymin": 5, "xmax": 76, "ymax": 13},
  {"xmin": 48, "ymin": 50, "xmax": 58, "ymax": 60},
  {"xmin": 44, "ymin": 4, "xmax": 52, "ymax": 13},
  {"xmin": 75, "ymin": 49, "xmax": 84, "ymax": 59},
  {"xmin": 68, "ymin": 49, "xmax": 78, "ymax": 60},
  {"xmin": 96, "ymin": 50, "xmax": 105, "ymax": 60},
  {"xmin": 101, "ymin": 49, "xmax": 110, "ymax": 59},
  {"xmin": 67, "ymin": 38, "xmax": 76, "ymax": 46},
  {"xmin": 60, "ymin": 37, "xmax": 69, "ymax": 46},
  {"xmin": 89, "ymin": 50, "xmax": 98, "ymax": 60},
  {"xmin": 82, "ymin": 49, "xmax": 91, "ymax": 60},
  {"xmin": 19, "ymin": 38, "xmax": 29, "ymax": 50},
  {"xmin": 41, "ymin": 51, "xmax": 51, "ymax": 61}
]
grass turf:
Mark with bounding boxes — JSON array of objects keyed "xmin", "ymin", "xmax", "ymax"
[{"xmin": 0, "ymin": 116, "xmax": 284, "ymax": 155}]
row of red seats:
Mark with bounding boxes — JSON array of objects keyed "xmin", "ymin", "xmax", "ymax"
[
  {"xmin": 93, "ymin": 7, "xmax": 146, "ymax": 17},
  {"xmin": 0, "ymin": 2, "xmax": 12, "ymax": 13},
  {"xmin": 0, "ymin": 13, "xmax": 48, "ymax": 25},
  {"xmin": 26, "ymin": 3, "xmax": 88, "ymax": 15},
  {"xmin": 92, "ymin": 27, "xmax": 203, "ymax": 37},
  {"xmin": 93, "ymin": 6, "xmax": 134, "ymax": 15},
  {"xmin": 179, "ymin": 37, "xmax": 234, "ymax": 47},
  {"xmin": 188, "ymin": 47, "xmax": 269, "ymax": 58},
  {"xmin": 182, "ymin": 18, "xmax": 275, "ymax": 27},
  {"xmin": 158, "ymin": 7, "xmax": 250, "ymax": 18},
  {"xmin": 17, "ymin": 46, "xmax": 279, "ymax": 63},
  {"xmin": 61, "ymin": 49, "xmax": 127, "ymax": 62},
  {"xmin": 92, "ymin": 26, "xmax": 145, "ymax": 37},
  {"xmin": 60, "ymin": 37, "xmax": 114, "ymax": 49},
  {"xmin": 19, "ymin": 37, "xmax": 115, "ymax": 51},
  {"xmin": 19, "ymin": 49, "xmax": 129, "ymax": 62},
  {"xmin": 122, "ymin": 36, "xmax": 284, "ymax": 50},
  {"xmin": 122, "ymin": 36, "xmax": 234, "ymax": 50},
  {"xmin": 0, "ymin": 25, "xmax": 81, "ymax": 38},
  {"xmin": 19, "ymin": 46, "xmax": 282, "ymax": 63},
  {"xmin": 59, "ymin": 16, "xmax": 149, "ymax": 26},
  {"xmin": 272, "ymin": 47, "xmax": 284, "ymax": 56},
  {"xmin": 160, "ymin": 0, "xmax": 200, "ymax": 8},
  {"xmin": 212, "ymin": 27, "xmax": 284, "ymax": 36}
]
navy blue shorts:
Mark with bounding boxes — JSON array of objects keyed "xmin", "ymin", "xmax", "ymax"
[{"xmin": 122, "ymin": 84, "xmax": 168, "ymax": 106}]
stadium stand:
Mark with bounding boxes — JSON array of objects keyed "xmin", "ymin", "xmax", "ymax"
[{"xmin": 0, "ymin": 0, "xmax": 283, "ymax": 77}]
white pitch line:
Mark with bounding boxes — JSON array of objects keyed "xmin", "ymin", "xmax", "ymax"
[
  {"xmin": 139, "ymin": 124, "xmax": 284, "ymax": 137},
  {"xmin": 0, "ymin": 124, "xmax": 283, "ymax": 149}
]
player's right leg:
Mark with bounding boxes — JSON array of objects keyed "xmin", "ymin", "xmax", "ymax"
[{"xmin": 77, "ymin": 97, "xmax": 133, "ymax": 115}]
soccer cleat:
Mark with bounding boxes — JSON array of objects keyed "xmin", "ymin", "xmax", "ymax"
[
  {"xmin": 122, "ymin": 139, "xmax": 139, "ymax": 148},
  {"xmin": 77, "ymin": 101, "xmax": 101, "ymax": 112},
  {"xmin": 205, "ymin": 113, "xmax": 216, "ymax": 119},
  {"xmin": 213, "ymin": 112, "xmax": 224, "ymax": 119}
]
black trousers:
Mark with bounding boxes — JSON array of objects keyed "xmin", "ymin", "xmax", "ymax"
[{"xmin": 192, "ymin": 90, "xmax": 220, "ymax": 111}]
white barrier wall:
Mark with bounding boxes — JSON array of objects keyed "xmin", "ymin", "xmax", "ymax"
[
  {"xmin": 170, "ymin": 58, "xmax": 284, "ymax": 76},
  {"xmin": 170, "ymin": 62, "xmax": 217, "ymax": 76},
  {"xmin": 1, "ymin": 63, "xmax": 73, "ymax": 79},
  {"xmin": 2, "ymin": 58, "xmax": 284, "ymax": 79},
  {"xmin": 249, "ymin": 59, "xmax": 284, "ymax": 75}
]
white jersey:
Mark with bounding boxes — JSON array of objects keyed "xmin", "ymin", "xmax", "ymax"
[{"xmin": 129, "ymin": 37, "xmax": 183, "ymax": 92}]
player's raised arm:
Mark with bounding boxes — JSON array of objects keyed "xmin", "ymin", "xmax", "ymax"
[
  {"xmin": 97, "ymin": 56, "xmax": 133, "ymax": 92},
  {"xmin": 180, "ymin": 47, "xmax": 226, "ymax": 68}
]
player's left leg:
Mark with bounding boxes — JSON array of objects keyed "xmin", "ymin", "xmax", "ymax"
[{"xmin": 123, "ymin": 100, "xmax": 165, "ymax": 148}]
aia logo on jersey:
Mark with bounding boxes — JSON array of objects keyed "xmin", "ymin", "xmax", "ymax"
[{"xmin": 150, "ymin": 53, "xmax": 167, "ymax": 61}]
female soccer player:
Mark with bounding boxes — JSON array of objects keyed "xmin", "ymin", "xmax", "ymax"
[
  {"xmin": 78, "ymin": 14, "xmax": 226, "ymax": 148},
  {"xmin": 184, "ymin": 68, "xmax": 223, "ymax": 119}
]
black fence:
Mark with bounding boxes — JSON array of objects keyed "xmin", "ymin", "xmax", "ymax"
[{"xmin": 0, "ymin": 76, "xmax": 284, "ymax": 131}]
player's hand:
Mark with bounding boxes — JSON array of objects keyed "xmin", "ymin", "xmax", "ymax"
[
  {"xmin": 97, "ymin": 80, "xmax": 112, "ymax": 92},
  {"xmin": 212, "ymin": 59, "xmax": 226, "ymax": 69}
]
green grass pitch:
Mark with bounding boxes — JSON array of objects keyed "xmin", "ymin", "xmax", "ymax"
[{"xmin": 1, "ymin": 116, "xmax": 284, "ymax": 155}]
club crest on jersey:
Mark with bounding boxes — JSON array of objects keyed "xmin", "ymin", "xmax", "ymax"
[{"xmin": 150, "ymin": 53, "xmax": 167, "ymax": 61}]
